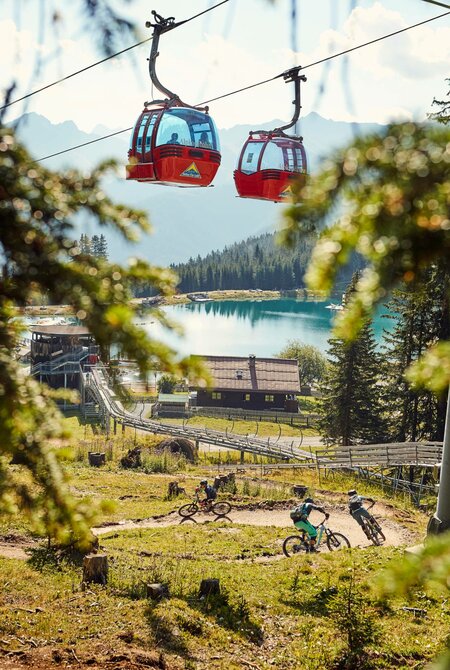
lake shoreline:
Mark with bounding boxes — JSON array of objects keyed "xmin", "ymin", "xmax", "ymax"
[{"xmin": 19, "ymin": 288, "xmax": 334, "ymax": 316}]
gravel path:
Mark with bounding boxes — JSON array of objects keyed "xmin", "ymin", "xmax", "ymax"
[
  {"xmin": 93, "ymin": 505, "xmax": 418, "ymax": 549},
  {"xmin": 0, "ymin": 504, "xmax": 419, "ymax": 559}
]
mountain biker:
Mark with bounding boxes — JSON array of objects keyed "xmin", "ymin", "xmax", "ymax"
[
  {"xmin": 347, "ymin": 490, "xmax": 377, "ymax": 537},
  {"xmin": 290, "ymin": 497, "xmax": 329, "ymax": 552},
  {"xmin": 199, "ymin": 480, "xmax": 217, "ymax": 504}
]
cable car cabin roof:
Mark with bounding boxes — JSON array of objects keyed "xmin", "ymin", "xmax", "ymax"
[{"xmin": 126, "ymin": 105, "xmax": 221, "ymax": 187}]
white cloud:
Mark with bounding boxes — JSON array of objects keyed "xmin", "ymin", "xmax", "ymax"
[
  {"xmin": 330, "ymin": 3, "xmax": 450, "ymax": 79},
  {"xmin": 1, "ymin": 3, "xmax": 449, "ymax": 132}
]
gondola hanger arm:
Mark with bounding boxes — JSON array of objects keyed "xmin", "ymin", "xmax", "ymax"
[{"xmin": 145, "ymin": 10, "xmax": 206, "ymax": 110}]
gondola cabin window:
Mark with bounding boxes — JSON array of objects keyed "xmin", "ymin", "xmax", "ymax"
[
  {"xmin": 241, "ymin": 142, "xmax": 264, "ymax": 174},
  {"xmin": 155, "ymin": 108, "xmax": 220, "ymax": 151}
]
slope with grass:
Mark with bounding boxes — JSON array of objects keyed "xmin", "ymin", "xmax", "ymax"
[{"xmin": 0, "ymin": 416, "xmax": 445, "ymax": 669}]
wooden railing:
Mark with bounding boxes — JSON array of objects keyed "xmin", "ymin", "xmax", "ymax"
[
  {"xmin": 190, "ymin": 406, "xmax": 319, "ymax": 427},
  {"xmin": 315, "ymin": 442, "xmax": 442, "ymax": 468}
]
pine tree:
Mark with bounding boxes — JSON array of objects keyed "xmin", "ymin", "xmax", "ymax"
[
  {"xmin": 429, "ymin": 78, "xmax": 449, "ymax": 125},
  {"xmin": 79, "ymin": 233, "xmax": 91, "ymax": 255},
  {"xmin": 383, "ymin": 264, "xmax": 450, "ymax": 441},
  {"xmin": 91, "ymin": 234, "xmax": 100, "ymax": 257},
  {"xmin": 97, "ymin": 234, "xmax": 108, "ymax": 260},
  {"xmin": 320, "ymin": 276, "xmax": 387, "ymax": 445}
]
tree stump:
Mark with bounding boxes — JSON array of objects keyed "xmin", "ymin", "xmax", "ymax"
[
  {"xmin": 146, "ymin": 583, "xmax": 170, "ymax": 601},
  {"xmin": 82, "ymin": 553, "xmax": 108, "ymax": 584},
  {"xmin": 120, "ymin": 447, "xmax": 142, "ymax": 469},
  {"xmin": 88, "ymin": 452, "xmax": 106, "ymax": 467},
  {"xmin": 167, "ymin": 481, "xmax": 185, "ymax": 498},
  {"xmin": 199, "ymin": 578, "xmax": 220, "ymax": 598}
]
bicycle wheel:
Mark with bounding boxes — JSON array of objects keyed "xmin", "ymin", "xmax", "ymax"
[
  {"xmin": 373, "ymin": 521, "xmax": 386, "ymax": 542},
  {"xmin": 178, "ymin": 503, "xmax": 199, "ymax": 518},
  {"xmin": 326, "ymin": 532, "xmax": 351, "ymax": 551},
  {"xmin": 212, "ymin": 501, "xmax": 232, "ymax": 516},
  {"xmin": 364, "ymin": 522, "xmax": 381, "ymax": 546},
  {"xmin": 283, "ymin": 535, "xmax": 308, "ymax": 557}
]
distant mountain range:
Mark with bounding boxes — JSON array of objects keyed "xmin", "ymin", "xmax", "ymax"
[{"xmin": 14, "ymin": 112, "xmax": 383, "ymax": 265}]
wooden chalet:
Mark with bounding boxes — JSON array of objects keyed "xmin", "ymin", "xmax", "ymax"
[{"xmin": 191, "ymin": 354, "xmax": 300, "ymax": 412}]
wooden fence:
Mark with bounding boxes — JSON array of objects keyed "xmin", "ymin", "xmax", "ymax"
[
  {"xmin": 315, "ymin": 442, "xmax": 442, "ymax": 469},
  {"xmin": 191, "ymin": 406, "xmax": 319, "ymax": 427}
]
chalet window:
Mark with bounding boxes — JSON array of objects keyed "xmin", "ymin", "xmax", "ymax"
[
  {"xmin": 212, "ymin": 392, "xmax": 222, "ymax": 400},
  {"xmin": 264, "ymin": 394, "xmax": 274, "ymax": 402},
  {"xmin": 243, "ymin": 393, "xmax": 250, "ymax": 401}
]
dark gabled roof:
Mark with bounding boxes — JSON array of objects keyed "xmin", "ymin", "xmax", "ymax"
[{"xmin": 191, "ymin": 355, "xmax": 300, "ymax": 393}]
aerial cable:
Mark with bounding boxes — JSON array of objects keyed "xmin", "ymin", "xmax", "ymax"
[
  {"xmin": 33, "ymin": 9, "xmax": 450, "ymax": 163},
  {"xmin": 0, "ymin": 37, "xmax": 154, "ymax": 113},
  {"xmin": 422, "ymin": 0, "xmax": 450, "ymax": 8},
  {"xmin": 0, "ymin": 0, "xmax": 230, "ymax": 113},
  {"xmin": 200, "ymin": 9, "xmax": 450, "ymax": 105},
  {"xmin": 31, "ymin": 127, "xmax": 133, "ymax": 163}
]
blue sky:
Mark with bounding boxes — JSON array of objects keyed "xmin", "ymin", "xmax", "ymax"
[{"xmin": 1, "ymin": 0, "xmax": 449, "ymax": 132}]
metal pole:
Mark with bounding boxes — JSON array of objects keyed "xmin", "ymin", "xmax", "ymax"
[{"xmin": 428, "ymin": 389, "xmax": 450, "ymax": 534}]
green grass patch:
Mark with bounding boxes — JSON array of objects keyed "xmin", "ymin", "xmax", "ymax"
[{"xmin": 0, "ymin": 537, "xmax": 448, "ymax": 669}]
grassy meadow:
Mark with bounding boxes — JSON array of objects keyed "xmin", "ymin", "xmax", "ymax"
[{"xmin": 0, "ymin": 414, "xmax": 447, "ymax": 669}]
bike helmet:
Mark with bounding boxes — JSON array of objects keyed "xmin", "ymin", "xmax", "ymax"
[
  {"xmin": 304, "ymin": 497, "xmax": 314, "ymax": 503},
  {"xmin": 347, "ymin": 489, "xmax": 357, "ymax": 496},
  {"xmin": 200, "ymin": 480, "xmax": 207, "ymax": 486}
]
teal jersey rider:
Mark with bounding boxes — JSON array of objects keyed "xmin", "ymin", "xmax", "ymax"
[{"xmin": 290, "ymin": 497, "xmax": 329, "ymax": 542}]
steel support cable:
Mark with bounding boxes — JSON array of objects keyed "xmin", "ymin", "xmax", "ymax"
[
  {"xmin": 33, "ymin": 9, "xmax": 450, "ymax": 163},
  {"xmin": 422, "ymin": 0, "xmax": 450, "ymax": 7},
  {"xmin": 1, "ymin": 0, "xmax": 230, "ymax": 113},
  {"xmin": 199, "ymin": 9, "xmax": 450, "ymax": 106}
]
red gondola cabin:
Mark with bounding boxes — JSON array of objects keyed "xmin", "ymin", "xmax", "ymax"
[
  {"xmin": 127, "ymin": 105, "xmax": 221, "ymax": 187},
  {"xmin": 234, "ymin": 132, "xmax": 307, "ymax": 203}
]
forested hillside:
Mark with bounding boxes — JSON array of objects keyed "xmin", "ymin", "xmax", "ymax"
[{"xmin": 172, "ymin": 231, "xmax": 362, "ymax": 292}]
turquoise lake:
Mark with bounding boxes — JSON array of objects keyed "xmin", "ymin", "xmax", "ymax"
[{"xmin": 144, "ymin": 299, "xmax": 391, "ymax": 357}]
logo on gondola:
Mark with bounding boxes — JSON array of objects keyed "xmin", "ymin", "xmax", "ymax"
[
  {"xmin": 279, "ymin": 185, "xmax": 293, "ymax": 198},
  {"xmin": 181, "ymin": 162, "xmax": 201, "ymax": 178}
]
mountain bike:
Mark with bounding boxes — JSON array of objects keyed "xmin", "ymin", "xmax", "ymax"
[
  {"xmin": 178, "ymin": 489, "xmax": 232, "ymax": 519},
  {"xmin": 283, "ymin": 515, "xmax": 350, "ymax": 557},
  {"xmin": 357, "ymin": 502, "xmax": 386, "ymax": 546}
]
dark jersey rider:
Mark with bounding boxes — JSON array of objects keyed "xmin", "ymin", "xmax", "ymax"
[
  {"xmin": 199, "ymin": 480, "xmax": 217, "ymax": 504},
  {"xmin": 347, "ymin": 490, "xmax": 376, "ymax": 537}
]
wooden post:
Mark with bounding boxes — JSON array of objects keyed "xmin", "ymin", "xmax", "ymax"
[
  {"xmin": 113, "ymin": 419, "xmax": 117, "ymax": 435},
  {"xmin": 122, "ymin": 423, "xmax": 126, "ymax": 434},
  {"xmin": 82, "ymin": 554, "xmax": 108, "ymax": 584},
  {"xmin": 146, "ymin": 583, "xmax": 169, "ymax": 600},
  {"xmin": 88, "ymin": 452, "xmax": 106, "ymax": 467}
]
